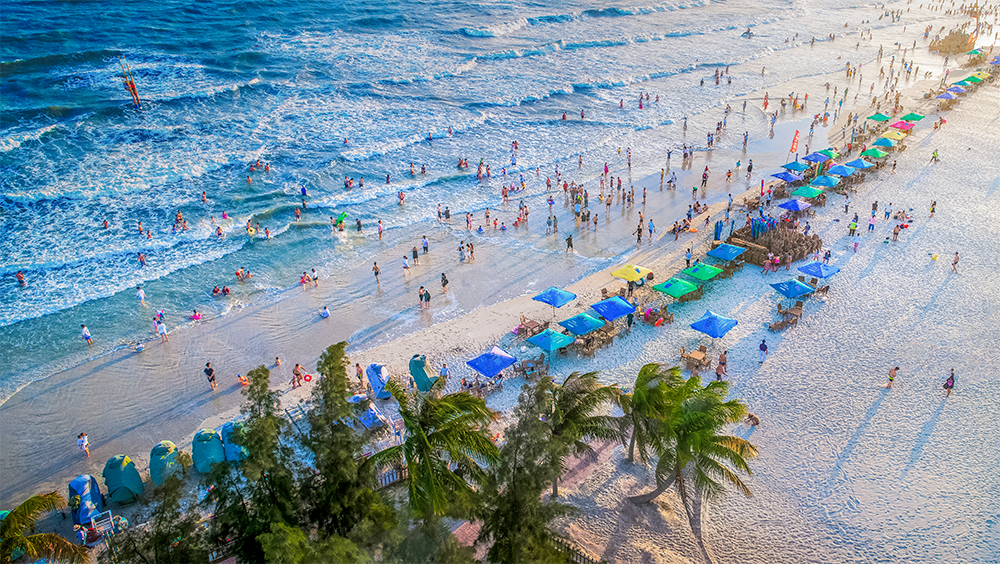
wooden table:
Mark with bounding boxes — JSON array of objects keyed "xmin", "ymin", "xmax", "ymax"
[
  {"xmin": 785, "ymin": 306, "xmax": 803, "ymax": 318},
  {"xmin": 521, "ymin": 320, "xmax": 541, "ymax": 336},
  {"xmin": 686, "ymin": 350, "xmax": 706, "ymax": 362}
]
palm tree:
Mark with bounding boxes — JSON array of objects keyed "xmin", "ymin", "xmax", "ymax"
[
  {"xmin": 628, "ymin": 375, "xmax": 757, "ymax": 563},
  {"xmin": 618, "ymin": 363, "xmax": 683, "ymax": 464},
  {"xmin": 543, "ymin": 371, "xmax": 623, "ymax": 498},
  {"xmin": 366, "ymin": 379, "xmax": 500, "ymax": 531},
  {"xmin": 0, "ymin": 491, "xmax": 88, "ymax": 564}
]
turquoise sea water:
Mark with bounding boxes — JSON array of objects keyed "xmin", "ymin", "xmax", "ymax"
[{"xmin": 0, "ymin": 0, "xmax": 942, "ymax": 398}]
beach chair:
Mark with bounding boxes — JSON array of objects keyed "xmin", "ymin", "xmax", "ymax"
[
  {"xmin": 601, "ymin": 287, "xmax": 611, "ymax": 299},
  {"xmin": 815, "ymin": 285, "xmax": 830, "ymax": 296},
  {"xmin": 768, "ymin": 320, "xmax": 787, "ymax": 332},
  {"xmin": 787, "ymin": 316, "xmax": 799, "ymax": 328},
  {"xmin": 809, "ymin": 278, "xmax": 818, "ymax": 287},
  {"xmin": 777, "ymin": 304, "xmax": 788, "ymax": 315},
  {"xmin": 794, "ymin": 300, "xmax": 804, "ymax": 309},
  {"xmin": 797, "ymin": 275, "xmax": 806, "ymax": 283}
]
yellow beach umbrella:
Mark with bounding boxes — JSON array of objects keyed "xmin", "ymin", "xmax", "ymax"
[
  {"xmin": 611, "ymin": 264, "xmax": 652, "ymax": 282},
  {"xmin": 881, "ymin": 130, "xmax": 907, "ymax": 141},
  {"xmin": 971, "ymin": 71, "xmax": 991, "ymax": 80}
]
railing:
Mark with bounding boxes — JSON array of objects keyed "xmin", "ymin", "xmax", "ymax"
[
  {"xmin": 375, "ymin": 466, "xmax": 409, "ymax": 489},
  {"xmin": 550, "ymin": 537, "xmax": 605, "ymax": 564}
]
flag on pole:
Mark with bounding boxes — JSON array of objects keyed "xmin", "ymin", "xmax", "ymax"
[{"xmin": 790, "ymin": 130, "xmax": 800, "ymax": 153}]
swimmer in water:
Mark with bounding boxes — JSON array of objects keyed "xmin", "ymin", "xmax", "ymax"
[
  {"xmin": 103, "ymin": 220, "xmax": 109, "ymax": 229},
  {"xmin": 16, "ymin": 270, "xmax": 26, "ymax": 285}
]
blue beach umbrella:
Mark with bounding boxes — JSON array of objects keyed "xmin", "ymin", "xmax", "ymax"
[
  {"xmin": 871, "ymin": 137, "xmax": 896, "ymax": 148},
  {"xmin": 845, "ymin": 158, "xmax": 875, "ymax": 169},
  {"xmin": 532, "ymin": 286, "xmax": 576, "ymax": 308},
  {"xmin": 936, "ymin": 92, "xmax": 957, "ymax": 99},
  {"xmin": 770, "ymin": 279, "xmax": 815, "ymax": 299},
  {"xmin": 826, "ymin": 164, "xmax": 857, "ymax": 176},
  {"xmin": 466, "ymin": 346, "xmax": 517, "ymax": 379},
  {"xmin": 802, "ymin": 152, "xmax": 830, "ymax": 163},
  {"xmin": 947, "ymin": 86, "xmax": 967, "ymax": 93},
  {"xmin": 777, "ymin": 199, "xmax": 812, "ymax": 212},
  {"xmin": 559, "ymin": 312, "xmax": 605, "ymax": 335},
  {"xmin": 526, "ymin": 328, "xmax": 575, "ymax": 351},
  {"xmin": 797, "ymin": 262, "xmax": 841, "ymax": 278},
  {"xmin": 781, "ymin": 161, "xmax": 810, "ymax": 172},
  {"xmin": 811, "ymin": 175, "xmax": 840, "ymax": 188},
  {"xmin": 690, "ymin": 310, "xmax": 738, "ymax": 338},
  {"xmin": 706, "ymin": 243, "xmax": 747, "ymax": 261},
  {"xmin": 771, "ymin": 171, "xmax": 802, "ymax": 182},
  {"xmin": 590, "ymin": 295, "xmax": 635, "ymax": 321}
]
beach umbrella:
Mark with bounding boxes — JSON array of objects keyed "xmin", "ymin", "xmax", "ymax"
[
  {"xmin": 791, "ymin": 185, "xmax": 824, "ymax": 198},
  {"xmin": 872, "ymin": 137, "xmax": 896, "ymax": 148},
  {"xmin": 845, "ymin": 158, "xmax": 875, "ymax": 169},
  {"xmin": 652, "ymin": 277, "xmax": 698, "ymax": 298},
  {"xmin": 611, "ymin": 264, "xmax": 652, "ymax": 282},
  {"xmin": 952, "ymin": 79, "xmax": 971, "ymax": 86},
  {"xmin": 797, "ymin": 261, "xmax": 841, "ymax": 278},
  {"xmin": 526, "ymin": 328, "xmax": 575, "ymax": 351},
  {"xmin": 771, "ymin": 171, "xmax": 802, "ymax": 182},
  {"xmin": 971, "ymin": 71, "xmax": 990, "ymax": 79},
  {"xmin": 466, "ymin": 346, "xmax": 517, "ymax": 379},
  {"xmin": 900, "ymin": 112, "xmax": 925, "ymax": 121},
  {"xmin": 689, "ymin": 310, "xmax": 738, "ymax": 338},
  {"xmin": 802, "ymin": 152, "xmax": 830, "ymax": 163},
  {"xmin": 966, "ymin": 49, "xmax": 982, "ymax": 55},
  {"xmin": 817, "ymin": 148, "xmax": 840, "ymax": 159},
  {"xmin": 988, "ymin": 60, "xmax": 1000, "ymax": 65},
  {"xmin": 590, "ymin": 295, "xmax": 635, "ymax": 321},
  {"xmin": 533, "ymin": 286, "xmax": 576, "ymax": 308},
  {"xmin": 770, "ymin": 279, "xmax": 815, "ymax": 299},
  {"xmin": 826, "ymin": 164, "xmax": 857, "ymax": 176},
  {"xmin": 706, "ymin": 243, "xmax": 747, "ymax": 261},
  {"xmin": 860, "ymin": 148, "xmax": 888, "ymax": 158},
  {"xmin": 811, "ymin": 175, "xmax": 840, "ymax": 188},
  {"xmin": 936, "ymin": 91, "xmax": 957, "ymax": 99},
  {"xmin": 881, "ymin": 130, "xmax": 906, "ymax": 141},
  {"xmin": 781, "ymin": 161, "xmax": 809, "ymax": 172},
  {"xmin": 559, "ymin": 312, "xmax": 605, "ymax": 335},
  {"xmin": 866, "ymin": 112, "xmax": 892, "ymax": 121},
  {"xmin": 889, "ymin": 121, "xmax": 914, "ymax": 130},
  {"xmin": 778, "ymin": 199, "xmax": 812, "ymax": 211},
  {"xmin": 947, "ymin": 86, "xmax": 967, "ymax": 93},
  {"xmin": 964, "ymin": 75, "xmax": 983, "ymax": 83},
  {"xmin": 682, "ymin": 264, "xmax": 724, "ymax": 281}
]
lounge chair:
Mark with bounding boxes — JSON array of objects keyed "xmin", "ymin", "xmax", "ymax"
[
  {"xmin": 809, "ymin": 278, "xmax": 818, "ymax": 287},
  {"xmin": 777, "ymin": 304, "xmax": 788, "ymax": 315},
  {"xmin": 797, "ymin": 275, "xmax": 806, "ymax": 283},
  {"xmin": 768, "ymin": 320, "xmax": 786, "ymax": 332},
  {"xmin": 794, "ymin": 300, "xmax": 804, "ymax": 309}
]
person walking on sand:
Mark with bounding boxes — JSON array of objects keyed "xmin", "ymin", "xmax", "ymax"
[
  {"xmin": 205, "ymin": 362, "xmax": 217, "ymax": 391},
  {"xmin": 78, "ymin": 432, "xmax": 90, "ymax": 457},
  {"xmin": 943, "ymin": 369, "xmax": 955, "ymax": 396},
  {"xmin": 853, "ymin": 233, "xmax": 861, "ymax": 253},
  {"xmin": 882, "ymin": 364, "xmax": 899, "ymax": 389},
  {"xmin": 566, "ymin": 234, "xmax": 574, "ymax": 253},
  {"xmin": 156, "ymin": 318, "xmax": 168, "ymax": 343},
  {"xmin": 759, "ymin": 339, "xmax": 768, "ymax": 363},
  {"xmin": 373, "ymin": 262, "xmax": 381, "ymax": 284},
  {"xmin": 686, "ymin": 249, "xmax": 692, "ymax": 268},
  {"xmin": 402, "ymin": 255, "xmax": 410, "ymax": 276},
  {"xmin": 717, "ymin": 350, "xmax": 728, "ymax": 377},
  {"xmin": 292, "ymin": 364, "xmax": 304, "ymax": 389},
  {"xmin": 81, "ymin": 324, "xmax": 93, "ymax": 346},
  {"xmin": 952, "ymin": 252, "xmax": 959, "ymax": 273},
  {"xmin": 929, "ymin": 201, "xmax": 936, "ymax": 218},
  {"xmin": 441, "ymin": 272, "xmax": 449, "ymax": 293}
]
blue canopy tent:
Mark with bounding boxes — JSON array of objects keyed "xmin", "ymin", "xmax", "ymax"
[
  {"xmin": 777, "ymin": 199, "xmax": 812, "ymax": 212},
  {"xmin": 845, "ymin": 158, "xmax": 875, "ymax": 169},
  {"xmin": 466, "ymin": 346, "xmax": 517, "ymax": 379},
  {"xmin": 771, "ymin": 171, "xmax": 802, "ymax": 183},
  {"xmin": 936, "ymin": 92, "xmax": 957, "ymax": 99},
  {"xmin": 366, "ymin": 364, "xmax": 391, "ymax": 399},
  {"xmin": 408, "ymin": 354, "xmax": 437, "ymax": 392},
  {"xmin": 871, "ymin": 137, "xmax": 896, "ymax": 148},
  {"xmin": 802, "ymin": 152, "xmax": 830, "ymax": 163},
  {"xmin": 149, "ymin": 440, "xmax": 182, "ymax": 488},
  {"xmin": 222, "ymin": 420, "xmax": 247, "ymax": 463},
  {"xmin": 590, "ymin": 295, "xmax": 635, "ymax": 321},
  {"xmin": 706, "ymin": 243, "xmax": 747, "ymax": 261},
  {"xmin": 826, "ymin": 164, "xmax": 856, "ymax": 176},
  {"xmin": 192, "ymin": 429, "xmax": 225, "ymax": 473},
  {"xmin": 360, "ymin": 402, "xmax": 387, "ymax": 429},
  {"xmin": 68, "ymin": 475, "xmax": 104, "ymax": 526},
  {"xmin": 811, "ymin": 175, "xmax": 840, "ymax": 187},
  {"xmin": 781, "ymin": 161, "xmax": 809, "ymax": 172},
  {"xmin": 559, "ymin": 312, "xmax": 605, "ymax": 335},
  {"xmin": 526, "ymin": 328, "xmax": 575, "ymax": 351},
  {"xmin": 770, "ymin": 279, "xmax": 815, "ymax": 299},
  {"xmin": 798, "ymin": 262, "xmax": 841, "ymax": 278},
  {"xmin": 690, "ymin": 311, "xmax": 738, "ymax": 338}
]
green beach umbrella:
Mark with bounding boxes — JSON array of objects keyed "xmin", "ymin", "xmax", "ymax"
[
  {"xmin": 652, "ymin": 277, "xmax": 698, "ymax": 298},
  {"xmin": 791, "ymin": 185, "xmax": 824, "ymax": 198},
  {"xmin": 866, "ymin": 112, "xmax": 891, "ymax": 122},
  {"xmin": 966, "ymin": 49, "xmax": 981, "ymax": 55},
  {"xmin": 900, "ymin": 112, "xmax": 924, "ymax": 121},
  {"xmin": 861, "ymin": 148, "xmax": 888, "ymax": 158},
  {"xmin": 964, "ymin": 75, "xmax": 983, "ymax": 83},
  {"xmin": 818, "ymin": 148, "xmax": 839, "ymax": 159},
  {"xmin": 681, "ymin": 264, "xmax": 724, "ymax": 281}
]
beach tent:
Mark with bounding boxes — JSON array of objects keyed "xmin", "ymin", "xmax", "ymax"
[
  {"xmin": 690, "ymin": 311, "xmax": 738, "ymax": 338},
  {"xmin": 826, "ymin": 164, "xmax": 856, "ymax": 176},
  {"xmin": 652, "ymin": 278, "xmax": 698, "ymax": 299},
  {"xmin": 192, "ymin": 429, "xmax": 225, "ymax": 473},
  {"xmin": 526, "ymin": 328, "xmax": 575, "ymax": 351},
  {"xmin": 706, "ymin": 243, "xmax": 747, "ymax": 261},
  {"xmin": 781, "ymin": 161, "xmax": 809, "ymax": 172},
  {"xmin": 900, "ymin": 112, "xmax": 925, "ymax": 121},
  {"xmin": 936, "ymin": 92, "xmax": 957, "ymax": 100},
  {"xmin": 366, "ymin": 364, "xmax": 391, "ymax": 399},
  {"xmin": 872, "ymin": 137, "xmax": 896, "ymax": 148},
  {"xmin": 360, "ymin": 402, "xmax": 387, "ymax": 429},
  {"xmin": 770, "ymin": 279, "xmax": 815, "ymax": 299},
  {"xmin": 611, "ymin": 264, "xmax": 652, "ymax": 282},
  {"xmin": 149, "ymin": 441, "xmax": 182, "ymax": 488},
  {"xmin": 532, "ymin": 286, "xmax": 576, "ymax": 309},
  {"xmin": 798, "ymin": 262, "xmax": 841, "ymax": 278},
  {"xmin": 866, "ymin": 112, "xmax": 892, "ymax": 121},
  {"xmin": 817, "ymin": 148, "xmax": 839, "ymax": 159},
  {"xmin": 777, "ymin": 199, "xmax": 812, "ymax": 212},
  {"xmin": 946, "ymin": 86, "xmax": 967, "ymax": 94},
  {"xmin": 68, "ymin": 475, "xmax": 104, "ymax": 526},
  {"xmin": 771, "ymin": 171, "xmax": 802, "ymax": 183},
  {"xmin": 466, "ymin": 346, "xmax": 517, "ymax": 379},
  {"xmin": 802, "ymin": 152, "xmax": 830, "ymax": 163},
  {"xmin": 559, "ymin": 312, "xmax": 605, "ymax": 335},
  {"xmin": 408, "ymin": 354, "xmax": 437, "ymax": 392},
  {"xmin": 811, "ymin": 175, "xmax": 840, "ymax": 188},
  {"xmin": 590, "ymin": 296, "xmax": 635, "ymax": 321},
  {"xmin": 222, "ymin": 420, "xmax": 247, "ymax": 463},
  {"xmin": 102, "ymin": 455, "xmax": 144, "ymax": 505},
  {"xmin": 860, "ymin": 148, "xmax": 888, "ymax": 159},
  {"xmin": 681, "ymin": 264, "xmax": 724, "ymax": 281},
  {"xmin": 845, "ymin": 158, "xmax": 875, "ymax": 169},
  {"xmin": 881, "ymin": 131, "xmax": 906, "ymax": 141},
  {"xmin": 791, "ymin": 186, "xmax": 824, "ymax": 198}
]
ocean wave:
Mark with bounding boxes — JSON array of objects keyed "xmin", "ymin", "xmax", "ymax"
[
  {"xmin": 460, "ymin": 17, "xmax": 529, "ymax": 37},
  {"xmin": 0, "ymin": 123, "xmax": 61, "ymax": 152}
]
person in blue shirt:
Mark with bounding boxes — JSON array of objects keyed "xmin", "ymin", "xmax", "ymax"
[
  {"xmin": 759, "ymin": 339, "xmax": 768, "ymax": 363},
  {"xmin": 440, "ymin": 363, "xmax": 450, "ymax": 379}
]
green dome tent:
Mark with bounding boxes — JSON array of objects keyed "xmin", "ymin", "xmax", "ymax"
[
  {"xmin": 408, "ymin": 354, "xmax": 437, "ymax": 392},
  {"xmin": 149, "ymin": 441, "xmax": 182, "ymax": 487},
  {"xmin": 102, "ymin": 455, "xmax": 144, "ymax": 505},
  {"xmin": 222, "ymin": 420, "xmax": 247, "ymax": 463},
  {"xmin": 192, "ymin": 429, "xmax": 225, "ymax": 473}
]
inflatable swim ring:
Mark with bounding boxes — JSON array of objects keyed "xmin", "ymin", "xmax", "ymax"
[
  {"xmin": 247, "ymin": 227, "xmax": 256, "ymax": 236},
  {"xmin": 689, "ymin": 227, "xmax": 699, "ymax": 233},
  {"xmin": 654, "ymin": 318, "xmax": 664, "ymax": 327},
  {"xmin": 303, "ymin": 374, "xmax": 312, "ymax": 382}
]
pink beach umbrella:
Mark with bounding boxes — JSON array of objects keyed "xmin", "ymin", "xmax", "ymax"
[{"xmin": 888, "ymin": 121, "xmax": 914, "ymax": 130}]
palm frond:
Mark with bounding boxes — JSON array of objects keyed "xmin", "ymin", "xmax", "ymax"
[
  {"xmin": 20, "ymin": 533, "xmax": 88, "ymax": 564},
  {"xmin": 0, "ymin": 492, "xmax": 64, "ymax": 539}
]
